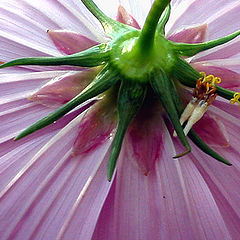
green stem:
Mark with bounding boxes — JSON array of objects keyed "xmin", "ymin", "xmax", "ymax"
[{"xmin": 137, "ymin": 0, "xmax": 170, "ymax": 54}]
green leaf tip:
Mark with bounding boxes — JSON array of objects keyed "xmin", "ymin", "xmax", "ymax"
[
  {"xmin": 189, "ymin": 130, "xmax": 232, "ymax": 166},
  {"xmin": 0, "ymin": 44, "xmax": 110, "ymax": 69},
  {"xmin": 15, "ymin": 65, "xmax": 120, "ymax": 141},
  {"xmin": 150, "ymin": 68, "xmax": 191, "ymax": 156},
  {"xmin": 81, "ymin": 0, "xmax": 133, "ymax": 36},
  {"xmin": 157, "ymin": 4, "xmax": 171, "ymax": 35},
  {"xmin": 172, "ymin": 30, "xmax": 240, "ymax": 57},
  {"xmin": 107, "ymin": 81, "xmax": 147, "ymax": 181}
]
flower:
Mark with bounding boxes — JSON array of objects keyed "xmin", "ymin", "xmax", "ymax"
[{"xmin": 0, "ymin": 0, "xmax": 240, "ymax": 240}]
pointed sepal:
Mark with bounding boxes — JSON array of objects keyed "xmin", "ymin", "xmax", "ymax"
[
  {"xmin": 171, "ymin": 30, "xmax": 240, "ymax": 57},
  {"xmin": 81, "ymin": 0, "xmax": 135, "ymax": 37},
  {"xmin": 189, "ymin": 130, "xmax": 232, "ymax": 165},
  {"xmin": 15, "ymin": 65, "xmax": 119, "ymax": 140},
  {"xmin": 107, "ymin": 81, "xmax": 147, "ymax": 181},
  {"xmin": 0, "ymin": 43, "xmax": 110, "ymax": 69},
  {"xmin": 150, "ymin": 68, "xmax": 191, "ymax": 157},
  {"xmin": 157, "ymin": 4, "xmax": 171, "ymax": 35}
]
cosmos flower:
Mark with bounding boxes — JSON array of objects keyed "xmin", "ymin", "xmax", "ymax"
[{"xmin": 0, "ymin": 0, "xmax": 240, "ymax": 239}]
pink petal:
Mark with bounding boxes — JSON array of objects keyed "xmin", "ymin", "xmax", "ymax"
[
  {"xmin": 192, "ymin": 39, "xmax": 240, "ymax": 63},
  {"xmin": 193, "ymin": 112, "xmax": 229, "ymax": 147},
  {"xmin": 168, "ymin": 24, "xmax": 207, "ymax": 43},
  {"xmin": 168, "ymin": 0, "xmax": 240, "ymax": 39},
  {"xmin": 127, "ymin": 103, "xmax": 163, "ymax": 175},
  {"xmin": 116, "ymin": 6, "xmax": 140, "ymax": 29},
  {"xmin": 57, "ymin": 146, "xmax": 113, "ymax": 240},
  {"xmin": 47, "ymin": 30, "xmax": 98, "ymax": 55},
  {"xmin": 0, "ymin": 115, "xmax": 111, "ymax": 240},
  {"xmin": 93, "ymin": 122, "xmax": 195, "ymax": 239},
  {"xmin": 29, "ymin": 69, "xmax": 98, "ymax": 107},
  {"xmin": 72, "ymin": 98, "xmax": 117, "ymax": 156}
]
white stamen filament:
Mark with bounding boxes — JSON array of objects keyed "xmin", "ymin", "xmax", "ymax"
[
  {"xmin": 183, "ymin": 101, "xmax": 208, "ymax": 135},
  {"xmin": 173, "ymin": 98, "xmax": 197, "ymax": 137}
]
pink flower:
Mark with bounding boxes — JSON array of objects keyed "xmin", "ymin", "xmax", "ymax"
[{"xmin": 0, "ymin": 0, "xmax": 240, "ymax": 240}]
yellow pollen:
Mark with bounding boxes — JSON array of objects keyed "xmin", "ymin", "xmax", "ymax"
[
  {"xmin": 230, "ymin": 92, "xmax": 240, "ymax": 106},
  {"xmin": 200, "ymin": 72, "xmax": 221, "ymax": 94}
]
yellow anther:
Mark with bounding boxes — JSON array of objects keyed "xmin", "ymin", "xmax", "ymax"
[{"xmin": 230, "ymin": 92, "xmax": 240, "ymax": 105}]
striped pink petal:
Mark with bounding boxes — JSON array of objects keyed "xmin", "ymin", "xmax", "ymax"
[
  {"xmin": 168, "ymin": 24, "xmax": 207, "ymax": 43},
  {"xmin": 29, "ymin": 69, "xmax": 98, "ymax": 107},
  {"xmin": 47, "ymin": 30, "xmax": 98, "ymax": 55},
  {"xmin": 116, "ymin": 5, "xmax": 140, "ymax": 29},
  {"xmin": 72, "ymin": 98, "xmax": 117, "ymax": 156}
]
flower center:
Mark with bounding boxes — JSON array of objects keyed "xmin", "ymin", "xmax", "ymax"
[{"xmin": 110, "ymin": 32, "xmax": 175, "ymax": 83}]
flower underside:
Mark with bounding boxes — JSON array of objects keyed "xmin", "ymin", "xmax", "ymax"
[{"xmin": 1, "ymin": 0, "xmax": 240, "ymax": 180}]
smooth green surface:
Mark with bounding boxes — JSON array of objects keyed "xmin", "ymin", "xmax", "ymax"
[
  {"xmin": 150, "ymin": 68, "xmax": 191, "ymax": 157},
  {"xmin": 0, "ymin": 44, "xmax": 110, "ymax": 68},
  {"xmin": 107, "ymin": 81, "xmax": 147, "ymax": 180}
]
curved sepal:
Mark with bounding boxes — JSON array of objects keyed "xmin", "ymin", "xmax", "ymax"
[
  {"xmin": 107, "ymin": 81, "xmax": 147, "ymax": 181},
  {"xmin": 81, "ymin": 0, "xmax": 135, "ymax": 37},
  {"xmin": 15, "ymin": 65, "xmax": 120, "ymax": 140},
  {"xmin": 157, "ymin": 4, "xmax": 171, "ymax": 35},
  {"xmin": 150, "ymin": 68, "xmax": 191, "ymax": 157},
  {"xmin": 173, "ymin": 59, "xmax": 239, "ymax": 102},
  {"xmin": 216, "ymin": 86, "xmax": 237, "ymax": 101},
  {"xmin": 171, "ymin": 30, "xmax": 240, "ymax": 57},
  {"xmin": 168, "ymin": 78, "xmax": 232, "ymax": 166},
  {"xmin": 188, "ymin": 130, "xmax": 232, "ymax": 166},
  {"xmin": 173, "ymin": 58, "xmax": 201, "ymax": 87},
  {"xmin": 0, "ymin": 43, "xmax": 110, "ymax": 69}
]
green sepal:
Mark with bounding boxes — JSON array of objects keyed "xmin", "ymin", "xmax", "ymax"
[
  {"xmin": 188, "ymin": 130, "xmax": 232, "ymax": 165},
  {"xmin": 150, "ymin": 68, "xmax": 191, "ymax": 157},
  {"xmin": 171, "ymin": 30, "xmax": 240, "ymax": 57},
  {"xmin": 173, "ymin": 59, "xmax": 238, "ymax": 101},
  {"xmin": 15, "ymin": 65, "xmax": 119, "ymax": 140},
  {"xmin": 81, "ymin": 0, "xmax": 134, "ymax": 37},
  {"xmin": 107, "ymin": 81, "xmax": 147, "ymax": 181},
  {"xmin": 157, "ymin": 4, "xmax": 171, "ymax": 35},
  {"xmin": 168, "ymin": 78, "xmax": 232, "ymax": 166},
  {"xmin": 216, "ymin": 86, "xmax": 236, "ymax": 101},
  {"xmin": 172, "ymin": 58, "xmax": 201, "ymax": 87},
  {"xmin": 0, "ymin": 44, "xmax": 110, "ymax": 69}
]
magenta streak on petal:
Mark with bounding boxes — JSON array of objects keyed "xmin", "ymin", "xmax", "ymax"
[
  {"xmin": 116, "ymin": 5, "xmax": 140, "ymax": 29},
  {"xmin": 192, "ymin": 63, "xmax": 240, "ymax": 91},
  {"xmin": 47, "ymin": 30, "xmax": 98, "ymax": 55},
  {"xmin": 72, "ymin": 99, "xmax": 117, "ymax": 156},
  {"xmin": 127, "ymin": 102, "xmax": 163, "ymax": 175},
  {"xmin": 29, "ymin": 69, "xmax": 98, "ymax": 107},
  {"xmin": 193, "ymin": 112, "xmax": 230, "ymax": 148},
  {"xmin": 168, "ymin": 24, "xmax": 208, "ymax": 43}
]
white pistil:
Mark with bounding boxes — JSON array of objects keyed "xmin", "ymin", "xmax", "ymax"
[
  {"xmin": 173, "ymin": 97, "xmax": 197, "ymax": 137},
  {"xmin": 183, "ymin": 101, "xmax": 208, "ymax": 135}
]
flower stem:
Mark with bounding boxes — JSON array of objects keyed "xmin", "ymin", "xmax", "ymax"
[{"xmin": 137, "ymin": 0, "xmax": 170, "ymax": 54}]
